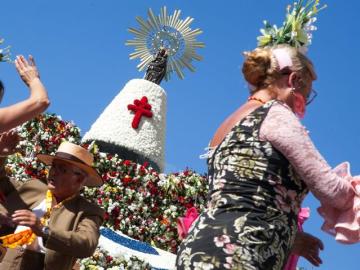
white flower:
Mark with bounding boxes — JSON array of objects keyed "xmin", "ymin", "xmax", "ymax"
[
  {"xmin": 193, "ymin": 262, "xmax": 214, "ymax": 270},
  {"xmin": 224, "ymin": 256, "xmax": 233, "ymax": 269}
]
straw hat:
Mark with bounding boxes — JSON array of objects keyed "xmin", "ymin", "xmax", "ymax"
[{"xmin": 37, "ymin": 142, "xmax": 103, "ymax": 187}]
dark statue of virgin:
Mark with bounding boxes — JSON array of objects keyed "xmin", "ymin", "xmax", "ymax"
[{"xmin": 145, "ymin": 48, "xmax": 168, "ymax": 85}]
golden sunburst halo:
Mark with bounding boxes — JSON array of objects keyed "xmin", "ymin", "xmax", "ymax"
[{"xmin": 126, "ymin": 6, "xmax": 205, "ymax": 81}]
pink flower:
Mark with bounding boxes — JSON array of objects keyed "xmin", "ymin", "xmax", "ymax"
[
  {"xmin": 177, "ymin": 207, "xmax": 199, "ymax": 239},
  {"xmin": 214, "ymin": 235, "xmax": 230, "ymax": 247},
  {"xmin": 298, "ymin": 207, "xmax": 310, "ymax": 228},
  {"xmin": 223, "ymin": 243, "xmax": 237, "ymax": 255}
]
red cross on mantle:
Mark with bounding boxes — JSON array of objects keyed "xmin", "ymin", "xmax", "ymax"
[{"xmin": 127, "ymin": 96, "xmax": 153, "ymax": 129}]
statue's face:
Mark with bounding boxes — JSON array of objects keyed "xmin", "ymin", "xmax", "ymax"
[{"xmin": 160, "ymin": 49, "xmax": 167, "ymax": 56}]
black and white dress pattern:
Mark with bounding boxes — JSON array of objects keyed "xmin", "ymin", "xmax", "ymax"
[{"xmin": 176, "ymin": 101, "xmax": 308, "ymax": 270}]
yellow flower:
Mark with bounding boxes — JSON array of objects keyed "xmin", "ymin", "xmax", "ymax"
[
  {"xmin": 56, "ymin": 125, "xmax": 65, "ymax": 132},
  {"xmin": 257, "ymin": 35, "xmax": 272, "ymax": 47}
]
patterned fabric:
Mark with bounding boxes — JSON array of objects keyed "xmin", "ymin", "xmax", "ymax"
[{"xmin": 176, "ymin": 101, "xmax": 308, "ymax": 270}]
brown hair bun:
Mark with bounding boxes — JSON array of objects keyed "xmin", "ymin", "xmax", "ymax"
[{"xmin": 242, "ymin": 48, "xmax": 272, "ymax": 87}]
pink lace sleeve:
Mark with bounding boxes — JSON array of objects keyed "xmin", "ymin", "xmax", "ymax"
[
  {"xmin": 259, "ymin": 102, "xmax": 354, "ymax": 209},
  {"xmin": 260, "ymin": 102, "xmax": 359, "ymax": 244}
]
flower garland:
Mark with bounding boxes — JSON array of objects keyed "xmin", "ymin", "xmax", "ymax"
[{"xmin": 257, "ymin": 0, "xmax": 326, "ymax": 49}]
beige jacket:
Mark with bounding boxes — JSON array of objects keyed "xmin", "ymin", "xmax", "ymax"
[{"xmin": 0, "ymin": 176, "xmax": 104, "ymax": 270}]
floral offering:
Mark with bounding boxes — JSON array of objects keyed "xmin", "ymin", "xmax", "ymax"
[{"xmin": 5, "ymin": 113, "xmax": 209, "ymax": 268}]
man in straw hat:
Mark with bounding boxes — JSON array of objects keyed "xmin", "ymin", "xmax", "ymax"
[{"xmin": 0, "ymin": 134, "xmax": 104, "ymax": 270}]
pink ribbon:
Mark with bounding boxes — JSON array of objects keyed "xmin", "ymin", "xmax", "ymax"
[
  {"xmin": 283, "ymin": 207, "xmax": 310, "ymax": 270},
  {"xmin": 272, "ymin": 48, "xmax": 293, "ymax": 70}
]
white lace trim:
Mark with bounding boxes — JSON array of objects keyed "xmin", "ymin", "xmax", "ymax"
[{"xmin": 199, "ymin": 146, "xmax": 216, "ymax": 160}]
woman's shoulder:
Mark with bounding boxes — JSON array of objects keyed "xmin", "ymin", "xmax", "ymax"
[
  {"xmin": 76, "ymin": 196, "xmax": 105, "ymax": 217},
  {"xmin": 265, "ymin": 99, "xmax": 298, "ymax": 121},
  {"xmin": 268, "ymin": 99, "xmax": 293, "ymax": 111}
]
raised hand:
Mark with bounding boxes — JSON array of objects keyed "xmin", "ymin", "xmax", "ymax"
[
  {"xmin": 14, "ymin": 55, "xmax": 40, "ymax": 87},
  {"xmin": 291, "ymin": 231, "xmax": 324, "ymax": 267},
  {"xmin": 0, "ymin": 130, "xmax": 20, "ymax": 157}
]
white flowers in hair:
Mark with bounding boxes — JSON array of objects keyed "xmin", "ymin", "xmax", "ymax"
[
  {"xmin": 257, "ymin": 0, "xmax": 326, "ymax": 50},
  {"xmin": 0, "ymin": 38, "xmax": 11, "ymax": 62}
]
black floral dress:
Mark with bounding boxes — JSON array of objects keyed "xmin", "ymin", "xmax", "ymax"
[{"xmin": 176, "ymin": 101, "xmax": 309, "ymax": 270}]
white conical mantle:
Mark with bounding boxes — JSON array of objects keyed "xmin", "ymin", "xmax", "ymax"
[{"xmin": 82, "ymin": 79, "xmax": 166, "ymax": 172}]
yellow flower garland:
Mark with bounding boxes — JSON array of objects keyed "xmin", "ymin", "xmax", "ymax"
[{"xmin": 0, "ymin": 190, "xmax": 76, "ymax": 248}]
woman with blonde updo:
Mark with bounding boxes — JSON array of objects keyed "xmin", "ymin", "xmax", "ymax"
[{"xmin": 176, "ymin": 44, "xmax": 358, "ymax": 270}]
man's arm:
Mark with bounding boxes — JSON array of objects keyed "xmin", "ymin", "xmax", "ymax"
[
  {"xmin": 0, "ymin": 156, "xmax": 18, "ymax": 234},
  {"xmin": 0, "ymin": 131, "xmax": 22, "ymax": 199},
  {"xmin": 45, "ymin": 207, "xmax": 104, "ymax": 258},
  {"xmin": 0, "ymin": 157, "xmax": 19, "ymax": 200}
]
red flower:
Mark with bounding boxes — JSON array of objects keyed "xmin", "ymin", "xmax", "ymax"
[
  {"xmin": 143, "ymin": 161, "xmax": 149, "ymax": 168},
  {"xmin": 184, "ymin": 202, "xmax": 194, "ymax": 209},
  {"xmin": 178, "ymin": 196, "xmax": 185, "ymax": 204},
  {"xmin": 114, "ymin": 219, "xmax": 120, "ymax": 230},
  {"xmin": 123, "ymin": 160, "xmax": 132, "ymax": 166},
  {"xmin": 106, "ymin": 255, "xmax": 113, "ymax": 263},
  {"xmin": 111, "ymin": 206, "xmax": 120, "ymax": 217},
  {"xmin": 102, "ymin": 174, "xmax": 109, "ymax": 181},
  {"xmin": 122, "ymin": 175, "xmax": 132, "ymax": 185},
  {"xmin": 139, "ymin": 166, "xmax": 147, "ymax": 175}
]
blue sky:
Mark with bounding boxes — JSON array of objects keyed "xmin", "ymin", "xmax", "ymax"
[{"xmin": 0, "ymin": 0, "xmax": 359, "ymax": 269}]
